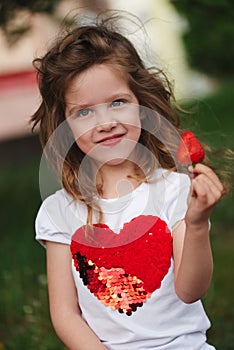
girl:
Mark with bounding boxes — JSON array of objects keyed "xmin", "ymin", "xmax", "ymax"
[{"xmin": 32, "ymin": 14, "xmax": 226, "ymax": 350}]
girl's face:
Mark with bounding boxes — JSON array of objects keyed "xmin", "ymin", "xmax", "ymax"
[{"xmin": 65, "ymin": 64, "xmax": 141, "ymax": 166}]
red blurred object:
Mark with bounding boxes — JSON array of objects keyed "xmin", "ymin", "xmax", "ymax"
[
  {"xmin": 0, "ymin": 70, "xmax": 38, "ymax": 140},
  {"xmin": 177, "ymin": 131, "xmax": 205, "ymax": 165},
  {"xmin": 0, "ymin": 70, "xmax": 37, "ymax": 91}
]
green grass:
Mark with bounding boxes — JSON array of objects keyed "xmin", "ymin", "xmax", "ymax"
[
  {"xmin": 179, "ymin": 80, "xmax": 234, "ymax": 348},
  {"xmin": 0, "ymin": 160, "xmax": 66, "ymax": 350},
  {"xmin": 0, "ymin": 80, "xmax": 233, "ymax": 349},
  {"xmin": 205, "ymin": 233, "xmax": 234, "ymax": 349}
]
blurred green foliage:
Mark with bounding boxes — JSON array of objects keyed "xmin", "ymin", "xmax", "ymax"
[
  {"xmin": 172, "ymin": 0, "xmax": 234, "ymax": 77},
  {"xmin": 0, "ymin": 159, "xmax": 65, "ymax": 349},
  {"xmin": 0, "ymin": 0, "xmax": 62, "ymax": 44}
]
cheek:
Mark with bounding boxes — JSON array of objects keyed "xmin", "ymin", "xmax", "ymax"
[
  {"xmin": 67, "ymin": 124, "xmax": 92, "ymax": 155},
  {"xmin": 68, "ymin": 120, "xmax": 93, "ymax": 150},
  {"xmin": 127, "ymin": 128, "xmax": 141, "ymax": 146},
  {"xmin": 127, "ymin": 117, "xmax": 142, "ymax": 142},
  {"xmin": 69, "ymin": 122, "xmax": 89, "ymax": 139},
  {"xmin": 75, "ymin": 132, "xmax": 93, "ymax": 154}
]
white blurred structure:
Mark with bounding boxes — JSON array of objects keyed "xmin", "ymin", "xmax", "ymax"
[
  {"xmin": 108, "ymin": 0, "xmax": 214, "ymax": 99},
  {"xmin": 0, "ymin": 13, "xmax": 59, "ymax": 140},
  {"xmin": 0, "ymin": 0, "xmax": 214, "ymax": 141}
]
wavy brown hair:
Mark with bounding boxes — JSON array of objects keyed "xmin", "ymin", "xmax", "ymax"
[{"xmin": 31, "ymin": 14, "xmax": 231, "ymax": 224}]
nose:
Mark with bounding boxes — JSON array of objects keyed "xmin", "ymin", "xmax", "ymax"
[{"xmin": 95, "ymin": 104, "xmax": 117, "ymax": 132}]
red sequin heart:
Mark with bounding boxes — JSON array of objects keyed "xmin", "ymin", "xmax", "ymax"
[{"xmin": 71, "ymin": 215, "xmax": 172, "ymax": 315}]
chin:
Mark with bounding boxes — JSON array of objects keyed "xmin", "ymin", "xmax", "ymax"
[
  {"xmin": 89, "ymin": 147, "xmax": 138, "ymax": 168},
  {"xmin": 102, "ymin": 157, "xmax": 129, "ymax": 166}
]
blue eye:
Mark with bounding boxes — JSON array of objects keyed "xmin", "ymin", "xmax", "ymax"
[
  {"xmin": 110, "ymin": 99, "xmax": 125, "ymax": 108},
  {"xmin": 76, "ymin": 108, "xmax": 92, "ymax": 118}
]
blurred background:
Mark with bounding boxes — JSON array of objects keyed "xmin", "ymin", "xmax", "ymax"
[{"xmin": 0, "ymin": 0, "xmax": 233, "ymax": 349}]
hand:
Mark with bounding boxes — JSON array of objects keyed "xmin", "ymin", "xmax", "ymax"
[{"xmin": 185, "ymin": 163, "xmax": 224, "ymax": 228}]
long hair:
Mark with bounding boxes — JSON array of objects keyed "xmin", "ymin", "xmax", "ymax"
[{"xmin": 31, "ymin": 14, "xmax": 231, "ymax": 224}]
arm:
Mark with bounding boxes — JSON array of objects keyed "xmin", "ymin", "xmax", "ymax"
[
  {"xmin": 173, "ymin": 164, "xmax": 223, "ymax": 304},
  {"xmin": 46, "ymin": 241, "xmax": 107, "ymax": 350}
]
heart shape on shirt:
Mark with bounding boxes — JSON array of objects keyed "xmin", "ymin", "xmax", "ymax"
[{"xmin": 71, "ymin": 215, "xmax": 172, "ymax": 315}]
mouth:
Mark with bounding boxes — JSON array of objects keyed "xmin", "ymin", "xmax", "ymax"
[{"xmin": 96, "ymin": 133, "xmax": 125, "ymax": 146}]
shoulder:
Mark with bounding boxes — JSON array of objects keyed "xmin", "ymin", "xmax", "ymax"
[
  {"xmin": 162, "ymin": 168, "xmax": 189, "ymax": 182},
  {"xmin": 151, "ymin": 169, "xmax": 191, "ymax": 229},
  {"xmin": 36, "ymin": 189, "xmax": 73, "ymax": 228},
  {"xmin": 39, "ymin": 188, "xmax": 73, "ymax": 213},
  {"xmin": 35, "ymin": 189, "xmax": 86, "ymax": 246},
  {"xmin": 153, "ymin": 168, "xmax": 190, "ymax": 192},
  {"xmin": 160, "ymin": 169, "xmax": 191, "ymax": 203},
  {"xmin": 164, "ymin": 170, "xmax": 190, "ymax": 193}
]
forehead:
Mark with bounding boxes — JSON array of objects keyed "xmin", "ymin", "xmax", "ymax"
[{"xmin": 65, "ymin": 64, "xmax": 130, "ymax": 103}]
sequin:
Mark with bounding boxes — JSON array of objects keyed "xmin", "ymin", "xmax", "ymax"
[
  {"xmin": 71, "ymin": 215, "xmax": 172, "ymax": 316},
  {"xmin": 73, "ymin": 252, "xmax": 152, "ymax": 315}
]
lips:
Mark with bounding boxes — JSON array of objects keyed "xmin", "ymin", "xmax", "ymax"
[{"xmin": 97, "ymin": 133, "xmax": 125, "ymax": 146}]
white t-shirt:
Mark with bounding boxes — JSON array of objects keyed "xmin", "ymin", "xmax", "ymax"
[{"xmin": 35, "ymin": 169, "xmax": 215, "ymax": 350}]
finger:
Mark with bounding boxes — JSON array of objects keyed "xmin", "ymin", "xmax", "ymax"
[
  {"xmin": 191, "ymin": 177, "xmax": 210, "ymax": 201},
  {"xmin": 191, "ymin": 175, "xmax": 222, "ymax": 204},
  {"xmin": 195, "ymin": 173, "xmax": 222, "ymax": 194},
  {"xmin": 190, "ymin": 164, "xmax": 224, "ymax": 193}
]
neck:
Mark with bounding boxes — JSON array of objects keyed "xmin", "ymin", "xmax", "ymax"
[{"xmin": 96, "ymin": 160, "xmax": 143, "ymax": 199}]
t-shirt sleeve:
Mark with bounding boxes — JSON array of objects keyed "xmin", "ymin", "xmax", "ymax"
[
  {"xmin": 35, "ymin": 191, "xmax": 72, "ymax": 247},
  {"xmin": 165, "ymin": 172, "xmax": 191, "ymax": 229}
]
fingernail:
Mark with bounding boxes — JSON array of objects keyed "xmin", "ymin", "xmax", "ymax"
[{"xmin": 188, "ymin": 165, "xmax": 193, "ymax": 173}]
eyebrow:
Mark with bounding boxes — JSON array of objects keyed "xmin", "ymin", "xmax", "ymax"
[{"xmin": 66, "ymin": 92, "xmax": 134, "ymax": 117}]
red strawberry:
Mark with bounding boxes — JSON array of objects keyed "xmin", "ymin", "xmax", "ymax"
[{"xmin": 177, "ymin": 131, "xmax": 205, "ymax": 165}]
